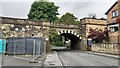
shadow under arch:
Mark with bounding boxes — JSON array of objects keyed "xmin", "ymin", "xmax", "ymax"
[{"xmin": 59, "ymin": 31, "xmax": 82, "ymax": 50}]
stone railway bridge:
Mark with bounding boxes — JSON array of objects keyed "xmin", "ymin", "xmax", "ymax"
[{"xmin": 0, "ymin": 17, "xmax": 85, "ymax": 50}]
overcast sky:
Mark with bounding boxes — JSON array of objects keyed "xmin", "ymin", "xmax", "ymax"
[{"xmin": 0, "ymin": 0, "xmax": 117, "ymax": 20}]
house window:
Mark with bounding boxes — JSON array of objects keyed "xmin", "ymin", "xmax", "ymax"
[
  {"xmin": 110, "ymin": 27, "xmax": 118, "ymax": 32},
  {"xmin": 112, "ymin": 10, "xmax": 118, "ymax": 18},
  {"xmin": 109, "ymin": 24, "xmax": 119, "ymax": 32}
]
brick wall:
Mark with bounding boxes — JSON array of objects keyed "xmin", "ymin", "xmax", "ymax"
[
  {"xmin": 107, "ymin": 2, "xmax": 118, "ymax": 23},
  {"xmin": 109, "ymin": 32, "xmax": 119, "ymax": 43}
]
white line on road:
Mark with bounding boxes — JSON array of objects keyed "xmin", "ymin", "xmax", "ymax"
[{"xmin": 56, "ymin": 51, "xmax": 64, "ymax": 68}]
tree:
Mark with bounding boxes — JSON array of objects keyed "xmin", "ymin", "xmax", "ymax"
[
  {"xmin": 28, "ymin": 1, "xmax": 59, "ymax": 22},
  {"xmin": 49, "ymin": 29, "xmax": 65, "ymax": 46},
  {"xmin": 88, "ymin": 27, "xmax": 109, "ymax": 43},
  {"xmin": 59, "ymin": 12, "xmax": 79, "ymax": 25}
]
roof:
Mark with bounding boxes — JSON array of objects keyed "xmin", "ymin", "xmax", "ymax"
[
  {"xmin": 107, "ymin": 22, "xmax": 119, "ymax": 25},
  {"xmin": 105, "ymin": 2, "xmax": 118, "ymax": 15}
]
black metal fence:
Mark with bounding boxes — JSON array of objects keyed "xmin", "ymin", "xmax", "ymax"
[{"xmin": 6, "ymin": 37, "xmax": 44, "ymax": 55}]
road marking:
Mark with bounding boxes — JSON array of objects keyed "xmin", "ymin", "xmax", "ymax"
[{"xmin": 55, "ymin": 52, "xmax": 64, "ymax": 68}]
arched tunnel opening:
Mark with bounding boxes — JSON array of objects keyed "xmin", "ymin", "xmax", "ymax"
[{"xmin": 60, "ymin": 33, "xmax": 81, "ymax": 50}]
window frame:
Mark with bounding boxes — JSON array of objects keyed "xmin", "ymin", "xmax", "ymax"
[
  {"xmin": 110, "ymin": 27, "xmax": 118, "ymax": 32},
  {"xmin": 112, "ymin": 10, "xmax": 118, "ymax": 18}
]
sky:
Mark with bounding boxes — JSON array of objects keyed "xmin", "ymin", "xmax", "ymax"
[{"xmin": 0, "ymin": 0, "xmax": 117, "ymax": 20}]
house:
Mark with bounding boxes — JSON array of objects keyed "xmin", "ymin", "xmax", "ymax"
[{"xmin": 105, "ymin": 1, "xmax": 120, "ymax": 43}]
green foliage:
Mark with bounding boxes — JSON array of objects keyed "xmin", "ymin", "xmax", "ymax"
[
  {"xmin": 28, "ymin": 1, "xmax": 59, "ymax": 22},
  {"xmin": 59, "ymin": 12, "xmax": 79, "ymax": 25},
  {"xmin": 49, "ymin": 29, "xmax": 65, "ymax": 46}
]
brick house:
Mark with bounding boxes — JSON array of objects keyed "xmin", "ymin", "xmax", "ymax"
[{"xmin": 105, "ymin": 1, "xmax": 120, "ymax": 43}]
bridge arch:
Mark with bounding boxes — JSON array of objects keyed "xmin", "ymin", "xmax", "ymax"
[{"xmin": 58, "ymin": 30, "xmax": 82, "ymax": 50}]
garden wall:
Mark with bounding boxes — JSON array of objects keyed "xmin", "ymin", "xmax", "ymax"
[{"xmin": 92, "ymin": 43, "xmax": 120, "ymax": 54}]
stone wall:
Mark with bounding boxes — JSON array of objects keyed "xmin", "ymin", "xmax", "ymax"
[
  {"xmin": 1, "ymin": 24, "xmax": 49, "ymax": 38},
  {"xmin": 92, "ymin": 43, "xmax": 120, "ymax": 54},
  {"xmin": 50, "ymin": 22, "xmax": 79, "ymax": 29},
  {"xmin": 0, "ymin": 17, "xmax": 50, "ymax": 38},
  {"xmin": 80, "ymin": 18, "xmax": 107, "ymax": 38},
  {"xmin": 80, "ymin": 18, "xmax": 107, "ymax": 25},
  {"xmin": 0, "ymin": 17, "xmax": 80, "ymax": 39},
  {"xmin": 85, "ymin": 24, "xmax": 107, "ymax": 37}
]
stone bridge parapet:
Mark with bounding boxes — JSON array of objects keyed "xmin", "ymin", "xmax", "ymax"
[{"xmin": 0, "ymin": 17, "xmax": 80, "ymax": 39}]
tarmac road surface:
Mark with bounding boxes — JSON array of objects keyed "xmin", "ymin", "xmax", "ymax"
[{"xmin": 57, "ymin": 51, "xmax": 119, "ymax": 67}]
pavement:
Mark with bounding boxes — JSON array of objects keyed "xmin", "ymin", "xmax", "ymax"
[
  {"xmin": 43, "ymin": 51, "xmax": 63, "ymax": 67},
  {"xmin": 83, "ymin": 51, "xmax": 120, "ymax": 59},
  {"xmin": 3, "ymin": 56, "xmax": 43, "ymax": 66},
  {"xmin": 0, "ymin": 54, "xmax": 2, "ymax": 68},
  {"xmin": 0, "ymin": 54, "xmax": 46, "ymax": 68}
]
